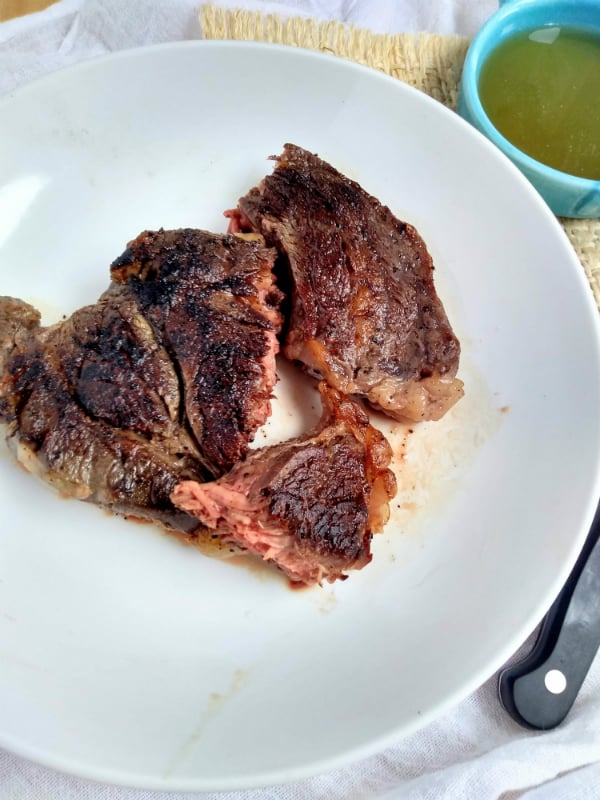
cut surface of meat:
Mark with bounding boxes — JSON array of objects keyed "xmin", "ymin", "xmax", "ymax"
[
  {"xmin": 0, "ymin": 229, "xmax": 283, "ymax": 533},
  {"xmin": 229, "ymin": 143, "xmax": 464, "ymax": 423},
  {"xmin": 171, "ymin": 383, "xmax": 398, "ymax": 586}
]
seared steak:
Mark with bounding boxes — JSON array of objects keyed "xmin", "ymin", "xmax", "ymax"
[
  {"xmin": 110, "ymin": 229, "xmax": 283, "ymax": 475},
  {"xmin": 171, "ymin": 383, "xmax": 397, "ymax": 586},
  {"xmin": 227, "ymin": 143, "xmax": 464, "ymax": 423},
  {"xmin": 0, "ymin": 229, "xmax": 283, "ymax": 532}
]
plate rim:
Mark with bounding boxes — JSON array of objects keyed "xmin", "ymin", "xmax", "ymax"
[{"xmin": 1, "ymin": 38, "xmax": 600, "ymax": 791}]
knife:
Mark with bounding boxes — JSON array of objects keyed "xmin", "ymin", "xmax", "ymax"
[{"xmin": 498, "ymin": 501, "xmax": 600, "ymax": 730}]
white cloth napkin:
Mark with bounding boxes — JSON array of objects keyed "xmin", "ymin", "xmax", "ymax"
[
  {"xmin": 1, "ymin": 2, "xmax": 599, "ymax": 799},
  {"xmin": 0, "ymin": 0, "xmax": 498, "ymax": 93}
]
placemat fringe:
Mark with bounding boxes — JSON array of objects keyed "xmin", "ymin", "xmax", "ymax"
[{"xmin": 200, "ymin": 6, "xmax": 469, "ymax": 106}]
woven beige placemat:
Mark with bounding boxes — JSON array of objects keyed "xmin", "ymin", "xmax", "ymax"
[{"xmin": 200, "ymin": 5, "xmax": 600, "ymax": 307}]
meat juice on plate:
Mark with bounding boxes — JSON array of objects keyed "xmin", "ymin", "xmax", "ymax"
[{"xmin": 260, "ymin": 354, "xmax": 502, "ymax": 574}]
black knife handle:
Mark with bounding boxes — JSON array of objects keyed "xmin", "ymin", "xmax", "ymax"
[{"xmin": 498, "ymin": 502, "xmax": 600, "ymax": 730}]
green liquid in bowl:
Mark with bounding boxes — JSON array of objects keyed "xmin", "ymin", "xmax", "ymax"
[{"xmin": 478, "ymin": 25, "xmax": 600, "ymax": 180}]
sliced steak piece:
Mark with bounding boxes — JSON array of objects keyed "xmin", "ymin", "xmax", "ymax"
[
  {"xmin": 228, "ymin": 143, "xmax": 464, "ymax": 423},
  {"xmin": 110, "ymin": 229, "xmax": 283, "ymax": 475},
  {"xmin": 0, "ymin": 229, "xmax": 283, "ymax": 533},
  {"xmin": 171, "ymin": 383, "xmax": 398, "ymax": 586}
]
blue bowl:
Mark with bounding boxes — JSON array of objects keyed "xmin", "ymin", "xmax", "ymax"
[{"xmin": 458, "ymin": 0, "xmax": 600, "ymax": 218}]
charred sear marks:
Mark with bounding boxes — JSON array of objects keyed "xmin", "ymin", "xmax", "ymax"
[
  {"xmin": 237, "ymin": 144, "xmax": 463, "ymax": 422},
  {"xmin": 0, "ymin": 229, "xmax": 282, "ymax": 533}
]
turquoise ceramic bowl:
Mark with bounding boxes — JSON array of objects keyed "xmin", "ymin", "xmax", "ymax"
[{"xmin": 458, "ymin": 0, "xmax": 600, "ymax": 218}]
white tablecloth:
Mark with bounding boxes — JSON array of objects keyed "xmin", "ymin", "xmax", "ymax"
[{"xmin": 1, "ymin": 2, "xmax": 600, "ymax": 798}]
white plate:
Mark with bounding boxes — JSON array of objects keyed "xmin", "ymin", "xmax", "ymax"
[{"xmin": 1, "ymin": 41, "xmax": 599, "ymax": 791}]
